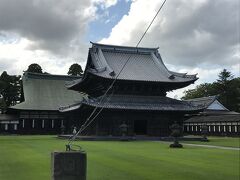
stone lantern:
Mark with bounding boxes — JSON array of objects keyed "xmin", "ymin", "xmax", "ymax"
[
  {"xmin": 201, "ymin": 124, "xmax": 209, "ymax": 141},
  {"xmin": 169, "ymin": 122, "xmax": 183, "ymax": 148},
  {"xmin": 119, "ymin": 122, "xmax": 128, "ymax": 137}
]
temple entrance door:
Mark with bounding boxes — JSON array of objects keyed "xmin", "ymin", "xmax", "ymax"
[{"xmin": 134, "ymin": 120, "xmax": 147, "ymax": 135}]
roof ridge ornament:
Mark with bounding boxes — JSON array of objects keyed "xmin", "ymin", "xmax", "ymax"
[
  {"xmin": 168, "ymin": 74, "xmax": 175, "ymax": 79},
  {"xmin": 109, "ymin": 71, "xmax": 116, "ymax": 77},
  {"xmin": 97, "ymin": 48, "xmax": 115, "ymax": 74}
]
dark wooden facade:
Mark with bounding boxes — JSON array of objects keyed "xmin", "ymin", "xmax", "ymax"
[
  {"xmin": 17, "ymin": 111, "xmax": 63, "ymax": 134},
  {"xmin": 184, "ymin": 120, "xmax": 240, "ymax": 137},
  {"xmin": 63, "ymin": 107, "xmax": 187, "ymax": 137}
]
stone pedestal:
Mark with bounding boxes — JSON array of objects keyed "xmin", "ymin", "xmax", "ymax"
[{"xmin": 52, "ymin": 151, "xmax": 87, "ymax": 180}]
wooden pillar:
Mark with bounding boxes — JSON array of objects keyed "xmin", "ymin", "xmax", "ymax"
[
  {"xmin": 32, "ymin": 119, "xmax": 35, "ymax": 128},
  {"xmin": 96, "ymin": 119, "xmax": 99, "ymax": 135},
  {"xmin": 5, "ymin": 123, "xmax": 8, "ymax": 131},
  {"xmin": 22, "ymin": 119, "xmax": 25, "ymax": 128},
  {"xmin": 42, "ymin": 120, "xmax": 45, "ymax": 128},
  {"xmin": 52, "ymin": 120, "xmax": 54, "ymax": 128},
  {"xmin": 14, "ymin": 124, "xmax": 17, "ymax": 131}
]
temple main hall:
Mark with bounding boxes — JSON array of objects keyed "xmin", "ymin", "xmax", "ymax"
[{"xmin": 60, "ymin": 43, "xmax": 206, "ymax": 136}]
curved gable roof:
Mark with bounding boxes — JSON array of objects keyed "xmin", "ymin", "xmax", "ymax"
[
  {"xmin": 185, "ymin": 96, "xmax": 230, "ymax": 111},
  {"xmin": 86, "ymin": 42, "xmax": 198, "ymax": 83}
]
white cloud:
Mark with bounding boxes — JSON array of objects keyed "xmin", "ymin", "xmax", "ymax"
[
  {"xmin": 100, "ymin": 0, "xmax": 240, "ymax": 98},
  {"xmin": 0, "ymin": 37, "xmax": 90, "ymax": 75},
  {"xmin": 93, "ymin": 0, "xmax": 118, "ymax": 9},
  {"xmin": 100, "ymin": 0, "xmax": 160, "ymax": 45},
  {"xmin": 100, "ymin": 0, "xmax": 239, "ymax": 66},
  {"xmin": 0, "ymin": 0, "xmax": 117, "ymax": 75}
]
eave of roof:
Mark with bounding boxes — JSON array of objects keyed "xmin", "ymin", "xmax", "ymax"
[
  {"xmin": 0, "ymin": 114, "xmax": 18, "ymax": 121},
  {"xmin": 67, "ymin": 43, "xmax": 198, "ymax": 91},
  {"xmin": 60, "ymin": 95, "xmax": 206, "ymax": 113},
  {"xmin": 201, "ymin": 110, "xmax": 239, "ymax": 115},
  {"xmin": 66, "ymin": 73, "xmax": 198, "ymax": 96},
  {"xmin": 184, "ymin": 114, "xmax": 240, "ymax": 123}
]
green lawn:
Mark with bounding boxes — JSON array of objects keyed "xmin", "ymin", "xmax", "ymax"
[
  {"xmin": 182, "ymin": 137, "xmax": 240, "ymax": 148},
  {"xmin": 0, "ymin": 136, "xmax": 239, "ymax": 180}
]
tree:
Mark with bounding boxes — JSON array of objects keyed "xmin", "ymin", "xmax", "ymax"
[
  {"xmin": 217, "ymin": 68, "xmax": 233, "ymax": 84},
  {"xmin": 0, "ymin": 71, "xmax": 22, "ymax": 107},
  {"xmin": 68, "ymin": 63, "xmax": 83, "ymax": 76},
  {"xmin": 182, "ymin": 69, "xmax": 240, "ymax": 112},
  {"xmin": 218, "ymin": 77, "xmax": 240, "ymax": 112},
  {"xmin": 182, "ymin": 83, "xmax": 218, "ymax": 100},
  {"xmin": 26, "ymin": 63, "xmax": 43, "ymax": 73}
]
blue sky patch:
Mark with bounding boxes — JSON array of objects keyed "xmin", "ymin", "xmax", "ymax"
[{"xmin": 86, "ymin": 0, "xmax": 131, "ymax": 43}]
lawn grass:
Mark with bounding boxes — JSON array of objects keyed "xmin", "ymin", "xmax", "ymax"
[
  {"xmin": 0, "ymin": 135, "xmax": 239, "ymax": 180},
  {"xmin": 182, "ymin": 137, "xmax": 240, "ymax": 148}
]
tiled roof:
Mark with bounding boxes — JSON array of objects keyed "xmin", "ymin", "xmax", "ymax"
[
  {"xmin": 10, "ymin": 72, "xmax": 84, "ymax": 111},
  {"xmin": 185, "ymin": 96, "xmax": 230, "ymax": 111},
  {"xmin": 184, "ymin": 114, "xmax": 240, "ymax": 123},
  {"xmin": 185, "ymin": 96, "xmax": 217, "ymax": 107},
  {"xmin": 60, "ymin": 95, "xmax": 206, "ymax": 112},
  {"xmin": 86, "ymin": 43, "xmax": 198, "ymax": 83}
]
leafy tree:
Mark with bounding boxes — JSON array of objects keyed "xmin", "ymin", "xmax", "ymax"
[
  {"xmin": 216, "ymin": 69, "xmax": 234, "ymax": 96},
  {"xmin": 0, "ymin": 71, "xmax": 22, "ymax": 107},
  {"xmin": 217, "ymin": 68, "xmax": 233, "ymax": 84},
  {"xmin": 182, "ymin": 83, "xmax": 218, "ymax": 100},
  {"xmin": 218, "ymin": 77, "xmax": 240, "ymax": 112},
  {"xmin": 68, "ymin": 63, "xmax": 83, "ymax": 76},
  {"xmin": 26, "ymin": 63, "xmax": 43, "ymax": 73},
  {"xmin": 182, "ymin": 69, "xmax": 240, "ymax": 112}
]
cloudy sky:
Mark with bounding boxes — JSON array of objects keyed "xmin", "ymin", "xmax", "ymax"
[{"xmin": 0, "ymin": 0, "xmax": 239, "ymax": 98}]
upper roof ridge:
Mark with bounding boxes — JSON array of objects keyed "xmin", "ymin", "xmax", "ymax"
[
  {"xmin": 23, "ymin": 72, "xmax": 82, "ymax": 80},
  {"xmin": 91, "ymin": 42, "xmax": 158, "ymax": 52},
  {"xmin": 186, "ymin": 95, "xmax": 218, "ymax": 102}
]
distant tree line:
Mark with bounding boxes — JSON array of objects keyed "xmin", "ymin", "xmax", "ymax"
[
  {"xmin": 0, "ymin": 63, "xmax": 83, "ymax": 112},
  {"xmin": 182, "ymin": 69, "xmax": 240, "ymax": 112},
  {"xmin": 1, "ymin": 65, "xmax": 238, "ymax": 113}
]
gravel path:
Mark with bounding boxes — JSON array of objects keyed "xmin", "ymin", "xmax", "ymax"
[{"xmin": 181, "ymin": 143, "xmax": 240, "ymax": 151}]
